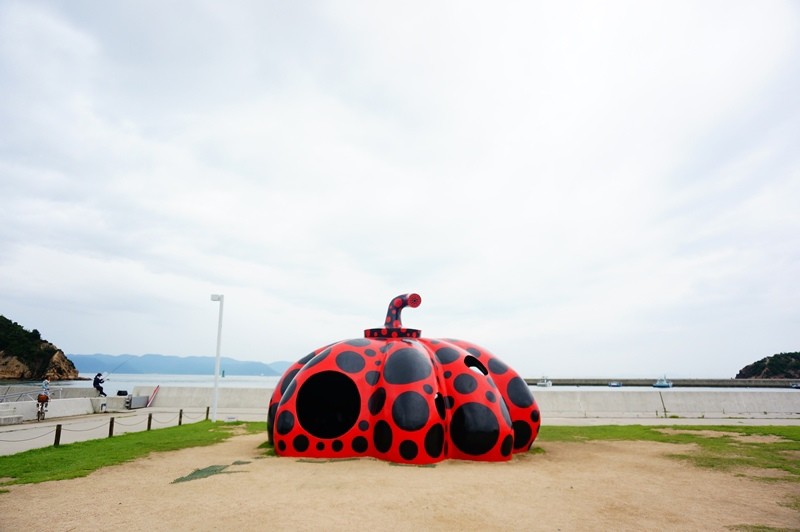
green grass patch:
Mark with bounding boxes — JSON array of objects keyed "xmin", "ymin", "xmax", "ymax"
[
  {"xmin": 536, "ymin": 425, "xmax": 800, "ymax": 481},
  {"xmin": 0, "ymin": 421, "xmax": 267, "ymax": 487}
]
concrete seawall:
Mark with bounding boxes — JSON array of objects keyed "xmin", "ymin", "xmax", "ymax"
[{"xmin": 2, "ymin": 386, "xmax": 799, "ymax": 423}]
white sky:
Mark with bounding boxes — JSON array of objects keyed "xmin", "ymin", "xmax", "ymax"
[{"xmin": 1, "ymin": 1, "xmax": 798, "ymax": 378}]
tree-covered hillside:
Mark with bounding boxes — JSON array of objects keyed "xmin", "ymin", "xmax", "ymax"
[
  {"xmin": 736, "ymin": 352, "xmax": 800, "ymax": 379},
  {"xmin": 0, "ymin": 315, "xmax": 59, "ymax": 374}
]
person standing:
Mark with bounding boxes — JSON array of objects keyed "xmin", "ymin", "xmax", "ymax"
[{"xmin": 93, "ymin": 373, "xmax": 106, "ymax": 397}]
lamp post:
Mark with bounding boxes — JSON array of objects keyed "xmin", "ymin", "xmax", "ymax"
[{"xmin": 210, "ymin": 294, "xmax": 224, "ymax": 422}]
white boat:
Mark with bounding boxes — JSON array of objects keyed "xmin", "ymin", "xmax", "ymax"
[
  {"xmin": 536, "ymin": 377, "xmax": 552, "ymax": 387},
  {"xmin": 652, "ymin": 376, "xmax": 673, "ymax": 388}
]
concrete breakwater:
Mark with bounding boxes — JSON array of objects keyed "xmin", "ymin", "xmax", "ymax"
[{"xmin": 2, "ymin": 385, "xmax": 799, "ymax": 423}]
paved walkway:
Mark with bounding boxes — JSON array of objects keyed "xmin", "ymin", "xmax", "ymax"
[{"xmin": 0, "ymin": 407, "xmax": 267, "ymax": 456}]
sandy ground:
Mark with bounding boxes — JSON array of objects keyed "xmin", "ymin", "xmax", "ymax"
[{"xmin": 1, "ymin": 430, "xmax": 799, "ymax": 532}]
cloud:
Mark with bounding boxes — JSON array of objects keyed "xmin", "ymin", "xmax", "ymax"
[{"xmin": 1, "ymin": 1, "xmax": 798, "ymax": 378}]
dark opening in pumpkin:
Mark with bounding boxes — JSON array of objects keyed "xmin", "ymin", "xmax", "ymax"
[{"xmin": 296, "ymin": 370, "xmax": 360, "ymax": 439}]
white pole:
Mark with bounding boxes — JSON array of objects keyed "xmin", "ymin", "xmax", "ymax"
[{"xmin": 210, "ymin": 294, "xmax": 224, "ymax": 422}]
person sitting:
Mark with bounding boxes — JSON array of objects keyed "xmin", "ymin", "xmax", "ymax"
[
  {"xmin": 38, "ymin": 378, "xmax": 50, "ymax": 408},
  {"xmin": 93, "ymin": 373, "xmax": 107, "ymax": 397}
]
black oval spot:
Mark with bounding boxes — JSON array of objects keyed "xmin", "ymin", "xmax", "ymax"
[
  {"xmin": 513, "ymin": 420, "xmax": 533, "ymax": 449},
  {"xmin": 345, "ymin": 338, "xmax": 371, "ymax": 347},
  {"xmin": 280, "ymin": 369, "xmax": 299, "ymax": 395},
  {"xmin": 507, "ymin": 377, "xmax": 534, "ymax": 408},
  {"xmin": 365, "ymin": 348, "xmax": 377, "ymax": 357},
  {"xmin": 444, "ymin": 370, "xmax": 452, "ymax": 379},
  {"xmin": 466, "ymin": 347, "xmax": 482, "ymax": 357},
  {"xmin": 303, "ymin": 348, "xmax": 331, "ymax": 370},
  {"xmin": 435, "ymin": 346, "xmax": 460, "ymax": 364},
  {"xmin": 368, "ymin": 387, "xmax": 387, "ymax": 415},
  {"xmin": 499, "ymin": 399, "xmax": 512, "ymax": 427},
  {"xmin": 399, "ymin": 440, "xmax": 419, "ymax": 461},
  {"xmin": 293, "ymin": 434, "xmax": 309, "ymax": 452},
  {"xmin": 424, "ymin": 424, "xmax": 444, "ymax": 458},
  {"xmin": 423, "ymin": 384, "xmax": 433, "ymax": 394},
  {"xmin": 278, "ymin": 440, "xmax": 286, "ymax": 452},
  {"xmin": 434, "ymin": 393, "xmax": 446, "ymax": 419},
  {"xmin": 501, "ymin": 434, "xmax": 513, "ymax": 456},
  {"xmin": 488, "ymin": 358, "xmax": 509, "ymax": 375},
  {"xmin": 384, "ymin": 348, "xmax": 432, "ymax": 384},
  {"xmin": 450, "ymin": 402, "xmax": 500, "ymax": 456},
  {"xmin": 297, "ymin": 352, "xmax": 316, "ymax": 365},
  {"xmin": 392, "ymin": 391, "xmax": 430, "ymax": 431},
  {"xmin": 336, "ymin": 350, "xmax": 366, "ymax": 373},
  {"xmin": 352, "ymin": 436, "xmax": 368, "ymax": 453},
  {"xmin": 453, "ymin": 373, "xmax": 478, "ymax": 394},
  {"xmin": 278, "ymin": 378, "xmax": 297, "ymax": 405},
  {"xmin": 276, "ymin": 410, "xmax": 294, "ymax": 435},
  {"xmin": 445, "ymin": 395, "xmax": 455, "ymax": 409},
  {"xmin": 485, "ymin": 391, "xmax": 496, "ymax": 403},
  {"xmin": 531, "ymin": 408, "xmax": 540, "ymax": 423},
  {"xmin": 333, "ymin": 440, "xmax": 344, "ymax": 452},
  {"xmin": 374, "ymin": 420, "xmax": 392, "ymax": 453},
  {"xmin": 365, "ymin": 371, "xmax": 380, "ymax": 385},
  {"xmin": 267, "ymin": 403, "xmax": 278, "ymax": 436},
  {"xmin": 358, "ymin": 420, "xmax": 369, "ymax": 431},
  {"xmin": 316, "ymin": 442, "xmax": 325, "ymax": 451}
]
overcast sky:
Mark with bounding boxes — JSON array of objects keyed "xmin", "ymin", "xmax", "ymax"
[{"xmin": 1, "ymin": 1, "xmax": 798, "ymax": 379}]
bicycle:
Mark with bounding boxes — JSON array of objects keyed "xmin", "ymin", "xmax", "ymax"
[{"xmin": 36, "ymin": 393, "xmax": 49, "ymax": 421}]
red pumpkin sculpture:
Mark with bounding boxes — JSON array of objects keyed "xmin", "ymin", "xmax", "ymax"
[{"xmin": 267, "ymin": 293, "xmax": 541, "ymax": 464}]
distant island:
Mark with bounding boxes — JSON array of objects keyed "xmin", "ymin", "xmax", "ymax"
[{"xmin": 68, "ymin": 353, "xmax": 292, "ymax": 377}]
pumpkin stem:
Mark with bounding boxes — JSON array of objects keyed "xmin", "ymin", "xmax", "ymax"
[{"xmin": 364, "ymin": 293, "xmax": 422, "ymax": 339}]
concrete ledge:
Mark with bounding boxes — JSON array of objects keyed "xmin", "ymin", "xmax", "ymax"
[{"xmin": 133, "ymin": 386, "xmax": 274, "ymax": 409}]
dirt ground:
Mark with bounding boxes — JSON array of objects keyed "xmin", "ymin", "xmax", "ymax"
[{"xmin": 1, "ymin": 431, "xmax": 798, "ymax": 532}]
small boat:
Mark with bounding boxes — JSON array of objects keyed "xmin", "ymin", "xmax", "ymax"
[
  {"xmin": 608, "ymin": 381, "xmax": 622, "ymax": 387},
  {"xmin": 791, "ymin": 383, "xmax": 800, "ymax": 389},
  {"xmin": 652, "ymin": 376, "xmax": 673, "ymax": 388},
  {"xmin": 536, "ymin": 377, "xmax": 553, "ymax": 387}
]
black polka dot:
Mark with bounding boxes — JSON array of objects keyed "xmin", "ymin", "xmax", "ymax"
[
  {"xmin": 507, "ymin": 377, "xmax": 534, "ymax": 408},
  {"xmin": 501, "ymin": 434, "xmax": 513, "ymax": 457},
  {"xmin": 488, "ymin": 358, "xmax": 508, "ymax": 375},
  {"xmin": 450, "ymin": 402, "xmax": 500, "ymax": 456},
  {"xmin": 316, "ymin": 442, "xmax": 324, "ymax": 451},
  {"xmin": 435, "ymin": 346, "xmax": 460, "ymax": 364},
  {"xmin": 531, "ymin": 409, "xmax": 540, "ymax": 423},
  {"xmin": 374, "ymin": 420, "xmax": 392, "ymax": 453},
  {"xmin": 365, "ymin": 371, "xmax": 380, "ymax": 385},
  {"xmin": 336, "ymin": 350, "xmax": 366, "ymax": 373},
  {"xmin": 392, "ymin": 391, "xmax": 430, "ymax": 431},
  {"xmin": 365, "ymin": 348, "xmax": 376, "ymax": 357},
  {"xmin": 333, "ymin": 440, "xmax": 344, "ymax": 452},
  {"xmin": 424, "ymin": 424, "xmax": 444, "ymax": 458},
  {"xmin": 345, "ymin": 338, "xmax": 371, "ymax": 347},
  {"xmin": 499, "ymin": 399, "xmax": 512, "ymax": 427},
  {"xmin": 280, "ymin": 369, "xmax": 299, "ymax": 394},
  {"xmin": 293, "ymin": 434, "xmax": 309, "ymax": 452},
  {"xmin": 384, "ymin": 348, "xmax": 432, "ymax": 384},
  {"xmin": 304, "ymin": 348, "xmax": 331, "ymax": 370},
  {"xmin": 399, "ymin": 440, "xmax": 419, "ymax": 460},
  {"xmin": 423, "ymin": 384, "xmax": 433, "ymax": 394},
  {"xmin": 358, "ymin": 420, "xmax": 369, "ymax": 431},
  {"xmin": 368, "ymin": 387, "xmax": 387, "ymax": 415},
  {"xmin": 297, "ymin": 352, "xmax": 315, "ymax": 365},
  {"xmin": 466, "ymin": 347, "xmax": 481, "ymax": 357},
  {"xmin": 352, "ymin": 436, "xmax": 368, "ymax": 453},
  {"xmin": 444, "ymin": 370, "xmax": 452, "ymax": 378},
  {"xmin": 434, "ymin": 393, "xmax": 446, "ymax": 419},
  {"xmin": 453, "ymin": 373, "xmax": 478, "ymax": 394},
  {"xmin": 485, "ymin": 391, "xmax": 496, "ymax": 403},
  {"xmin": 513, "ymin": 420, "xmax": 533, "ymax": 449},
  {"xmin": 445, "ymin": 395, "xmax": 455, "ymax": 409},
  {"xmin": 278, "ymin": 378, "xmax": 297, "ymax": 405},
  {"xmin": 278, "ymin": 440, "xmax": 286, "ymax": 452},
  {"xmin": 276, "ymin": 410, "xmax": 294, "ymax": 435}
]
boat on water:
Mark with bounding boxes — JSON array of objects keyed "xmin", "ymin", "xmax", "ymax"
[
  {"xmin": 536, "ymin": 377, "xmax": 553, "ymax": 387},
  {"xmin": 608, "ymin": 381, "xmax": 622, "ymax": 387},
  {"xmin": 652, "ymin": 376, "xmax": 673, "ymax": 388}
]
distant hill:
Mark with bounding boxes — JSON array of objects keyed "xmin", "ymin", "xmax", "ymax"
[
  {"xmin": 68, "ymin": 353, "xmax": 283, "ymax": 376},
  {"xmin": 736, "ymin": 352, "xmax": 800, "ymax": 379}
]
